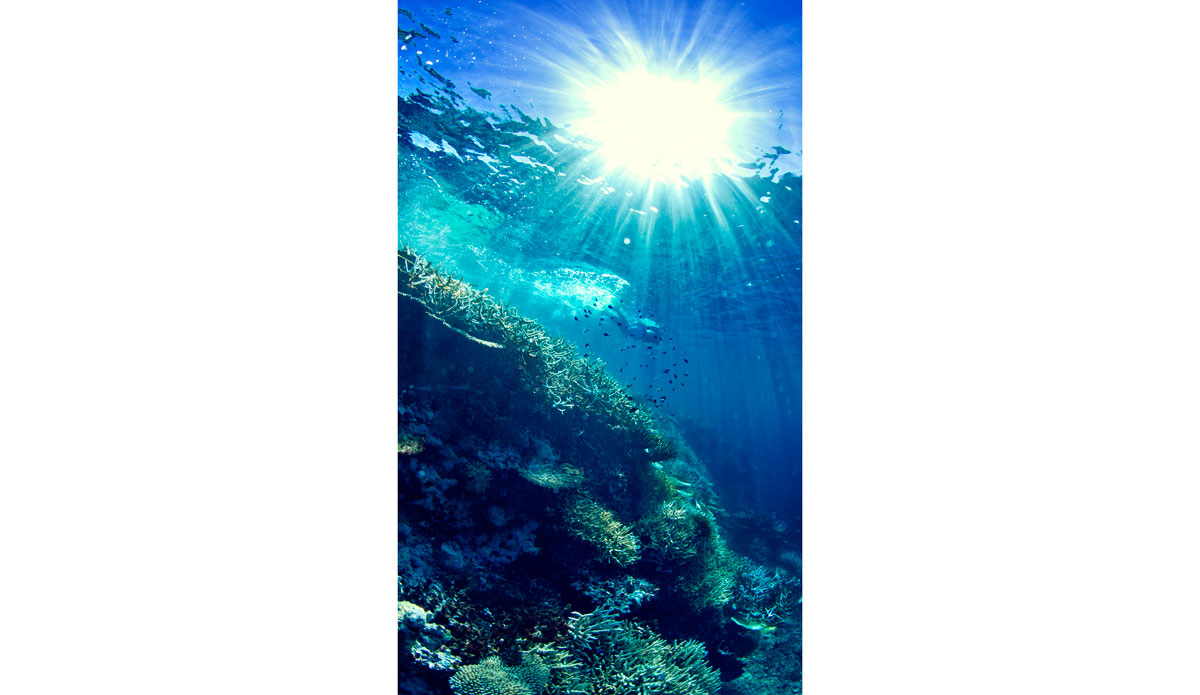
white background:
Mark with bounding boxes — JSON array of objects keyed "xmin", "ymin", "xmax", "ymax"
[{"xmin": 2, "ymin": 1, "xmax": 1198, "ymax": 693}]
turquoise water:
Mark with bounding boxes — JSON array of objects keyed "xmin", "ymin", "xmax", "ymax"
[{"xmin": 399, "ymin": 2, "xmax": 801, "ymax": 693}]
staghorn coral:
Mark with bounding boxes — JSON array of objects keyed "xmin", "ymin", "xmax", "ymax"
[
  {"xmin": 399, "ymin": 247, "xmax": 674, "ymax": 461},
  {"xmin": 643, "ymin": 499, "xmax": 705, "ymax": 561},
  {"xmin": 519, "ymin": 460, "xmax": 583, "ymax": 490},
  {"xmin": 639, "ymin": 499, "xmax": 740, "ymax": 609},
  {"xmin": 729, "ymin": 561, "xmax": 801, "ymax": 631},
  {"xmin": 546, "ymin": 610, "xmax": 721, "ymax": 695},
  {"xmin": 449, "ymin": 653, "xmax": 550, "ymax": 695},
  {"xmin": 572, "ymin": 574, "xmax": 657, "ymax": 615},
  {"xmin": 681, "ymin": 532, "xmax": 741, "ymax": 609},
  {"xmin": 563, "ymin": 496, "xmax": 641, "ymax": 567}
]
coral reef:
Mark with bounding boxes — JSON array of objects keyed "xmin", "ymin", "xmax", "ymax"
[
  {"xmin": 729, "ymin": 562, "xmax": 801, "ymax": 631},
  {"xmin": 398, "ymin": 249, "xmax": 801, "ymax": 693},
  {"xmin": 400, "ymin": 247, "xmax": 674, "ymax": 461},
  {"xmin": 399, "ymin": 600, "xmax": 461, "ymax": 672},
  {"xmin": 518, "ymin": 460, "xmax": 582, "ymax": 490},
  {"xmin": 643, "ymin": 499, "xmax": 707, "ymax": 561},
  {"xmin": 563, "ymin": 496, "xmax": 641, "ymax": 567},
  {"xmin": 449, "ymin": 653, "xmax": 550, "ymax": 695},
  {"xmin": 543, "ymin": 610, "xmax": 721, "ymax": 695},
  {"xmin": 640, "ymin": 498, "xmax": 741, "ymax": 611},
  {"xmin": 573, "ymin": 574, "xmax": 657, "ymax": 615}
]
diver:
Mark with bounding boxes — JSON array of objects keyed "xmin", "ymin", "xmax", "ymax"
[{"xmin": 609, "ymin": 305, "xmax": 663, "ymax": 343}]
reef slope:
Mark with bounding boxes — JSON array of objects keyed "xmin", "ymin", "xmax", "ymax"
[{"xmin": 398, "ymin": 250, "xmax": 801, "ymax": 695}]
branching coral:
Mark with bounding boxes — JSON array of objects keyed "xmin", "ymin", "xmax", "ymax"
[
  {"xmin": 572, "ymin": 575, "xmax": 657, "ymax": 615},
  {"xmin": 639, "ymin": 500, "xmax": 740, "ymax": 609},
  {"xmin": 729, "ymin": 561, "xmax": 801, "ymax": 631},
  {"xmin": 546, "ymin": 610, "xmax": 721, "ymax": 695},
  {"xmin": 519, "ymin": 461, "xmax": 583, "ymax": 490},
  {"xmin": 677, "ymin": 535, "xmax": 740, "ymax": 609},
  {"xmin": 563, "ymin": 496, "xmax": 641, "ymax": 567},
  {"xmin": 399, "ymin": 248, "xmax": 674, "ymax": 460},
  {"xmin": 643, "ymin": 500, "xmax": 705, "ymax": 561}
]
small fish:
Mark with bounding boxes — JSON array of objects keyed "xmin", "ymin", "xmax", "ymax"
[{"xmin": 731, "ymin": 616, "xmax": 767, "ymax": 631}]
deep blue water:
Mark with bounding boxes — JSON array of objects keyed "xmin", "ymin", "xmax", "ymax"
[{"xmin": 399, "ymin": 0, "xmax": 801, "ymax": 526}]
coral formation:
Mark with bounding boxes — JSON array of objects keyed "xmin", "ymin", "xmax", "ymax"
[
  {"xmin": 400, "ymin": 247, "xmax": 674, "ymax": 461},
  {"xmin": 398, "ymin": 600, "xmax": 461, "ymax": 671},
  {"xmin": 518, "ymin": 460, "xmax": 583, "ymax": 490},
  {"xmin": 398, "ymin": 250, "xmax": 801, "ymax": 693},
  {"xmin": 640, "ymin": 498, "xmax": 742, "ymax": 610},
  {"xmin": 573, "ymin": 574, "xmax": 658, "ymax": 615},
  {"xmin": 449, "ymin": 653, "xmax": 550, "ymax": 695},
  {"xmin": 643, "ymin": 499, "xmax": 706, "ymax": 561},
  {"xmin": 544, "ymin": 610, "xmax": 721, "ymax": 695},
  {"xmin": 730, "ymin": 561, "xmax": 802, "ymax": 631},
  {"xmin": 563, "ymin": 496, "xmax": 641, "ymax": 567}
]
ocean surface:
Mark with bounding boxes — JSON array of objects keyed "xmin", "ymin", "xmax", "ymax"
[
  {"xmin": 399, "ymin": 2, "xmax": 802, "ymax": 692},
  {"xmin": 399, "ymin": 0, "xmax": 801, "ymax": 517}
]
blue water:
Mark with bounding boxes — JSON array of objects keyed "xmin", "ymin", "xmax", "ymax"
[{"xmin": 399, "ymin": 0, "xmax": 802, "ymax": 522}]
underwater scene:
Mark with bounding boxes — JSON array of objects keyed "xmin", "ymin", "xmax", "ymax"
[{"xmin": 399, "ymin": 1, "xmax": 801, "ymax": 693}]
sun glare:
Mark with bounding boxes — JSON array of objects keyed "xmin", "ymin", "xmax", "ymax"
[
  {"xmin": 580, "ymin": 70, "xmax": 737, "ymax": 181},
  {"xmin": 513, "ymin": 1, "xmax": 799, "ymax": 192}
]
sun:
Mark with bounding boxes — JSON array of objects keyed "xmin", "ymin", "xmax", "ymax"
[
  {"xmin": 509, "ymin": 1, "xmax": 798, "ymax": 189},
  {"xmin": 578, "ymin": 69, "xmax": 738, "ymax": 181}
]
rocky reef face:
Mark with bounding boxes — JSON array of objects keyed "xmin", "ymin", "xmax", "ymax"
[{"xmin": 399, "ymin": 250, "xmax": 801, "ymax": 694}]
